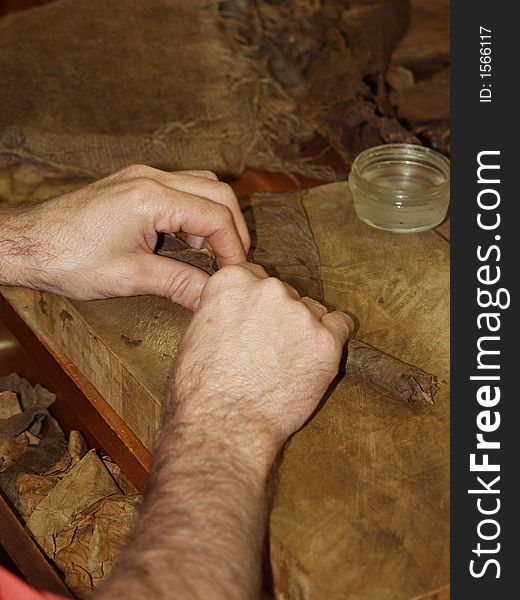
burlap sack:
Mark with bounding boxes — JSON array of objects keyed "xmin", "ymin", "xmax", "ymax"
[{"xmin": 0, "ymin": 0, "xmax": 305, "ymax": 179}]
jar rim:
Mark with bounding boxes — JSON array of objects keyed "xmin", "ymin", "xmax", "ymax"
[{"xmin": 349, "ymin": 143, "xmax": 450, "ymax": 204}]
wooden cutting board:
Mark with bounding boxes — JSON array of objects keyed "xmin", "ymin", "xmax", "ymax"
[{"xmin": 1, "ymin": 181, "xmax": 449, "ymax": 599}]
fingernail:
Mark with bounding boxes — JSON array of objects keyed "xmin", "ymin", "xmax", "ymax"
[{"xmin": 191, "ymin": 298, "xmax": 200, "ymax": 311}]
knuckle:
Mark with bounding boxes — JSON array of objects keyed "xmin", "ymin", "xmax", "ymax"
[
  {"xmin": 260, "ymin": 277, "xmax": 288, "ymax": 297},
  {"xmin": 131, "ymin": 177, "xmax": 163, "ymax": 199},
  {"xmin": 120, "ymin": 164, "xmax": 151, "ymax": 179},
  {"xmin": 216, "ymin": 181, "xmax": 236, "ymax": 203},
  {"xmin": 205, "ymin": 265, "xmax": 249, "ymax": 293},
  {"xmin": 216, "ymin": 203, "xmax": 234, "ymax": 226},
  {"xmin": 197, "ymin": 170, "xmax": 218, "ymax": 180},
  {"xmin": 214, "ymin": 264, "xmax": 245, "ymax": 283},
  {"xmin": 316, "ymin": 327, "xmax": 340, "ymax": 356}
]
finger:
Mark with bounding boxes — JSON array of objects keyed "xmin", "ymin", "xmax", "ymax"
[
  {"xmin": 172, "ymin": 170, "xmax": 219, "ymax": 181},
  {"xmin": 176, "ymin": 168, "xmax": 221, "ymax": 250},
  {"xmin": 201, "ymin": 262, "xmax": 268, "ymax": 299},
  {"xmin": 171, "ymin": 171, "xmax": 222, "ymax": 249},
  {"xmin": 168, "ymin": 178, "xmax": 249, "ymax": 254},
  {"xmin": 300, "ymin": 296, "xmax": 328, "ymax": 319},
  {"xmin": 144, "ymin": 170, "xmax": 250, "ymax": 253},
  {"xmin": 133, "ymin": 254, "xmax": 209, "ymax": 310},
  {"xmin": 102, "ymin": 166, "xmax": 217, "ymax": 185},
  {"xmin": 184, "ymin": 233, "xmax": 205, "ymax": 250},
  {"xmin": 282, "ymin": 282, "xmax": 300, "ymax": 300},
  {"xmin": 152, "ymin": 189, "xmax": 247, "ymax": 267},
  {"xmin": 321, "ymin": 311, "xmax": 354, "ymax": 347}
]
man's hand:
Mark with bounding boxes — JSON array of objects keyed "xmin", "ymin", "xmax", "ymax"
[
  {"xmin": 98, "ymin": 263, "xmax": 352, "ymax": 600},
  {"xmin": 171, "ymin": 263, "xmax": 353, "ymax": 462},
  {"xmin": 0, "ymin": 165, "xmax": 249, "ymax": 309}
]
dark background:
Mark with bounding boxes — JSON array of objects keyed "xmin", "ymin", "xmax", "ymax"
[
  {"xmin": 0, "ymin": 0, "xmax": 50, "ymax": 17},
  {"xmin": 451, "ymin": 1, "xmax": 518, "ymax": 597}
]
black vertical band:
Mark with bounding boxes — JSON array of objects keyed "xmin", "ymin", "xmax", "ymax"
[{"xmin": 451, "ymin": 1, "xmax": 518, "ymax": 597}]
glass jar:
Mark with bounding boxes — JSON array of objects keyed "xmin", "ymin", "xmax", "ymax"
[{"xmin": 348, "ymin": 143, "xmax": 450, "ymax": 233}]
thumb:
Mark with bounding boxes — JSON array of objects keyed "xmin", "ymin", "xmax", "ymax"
[{"xmin": 134, "ymin": 254, "xmax": 209, "ymax": 310}]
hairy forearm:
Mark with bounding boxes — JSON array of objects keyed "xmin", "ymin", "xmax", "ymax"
[
  {"xmin": 0, "ymin": 203, "xmax": 49, "ymax": 288},
  {"xmin": 97, "ymin": 412, "xmax": 275, "ymax": 600},
  {"xmin": 0, "ymin": 206, "xmax": 25, "ymax": 286}
]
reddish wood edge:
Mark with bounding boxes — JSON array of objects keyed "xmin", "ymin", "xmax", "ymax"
[
  {"xmin": 0, "ymin": 492, "xmax": 72, "ymax": 597},
  {"xmin": 0, "ymin": 292, "xmax": 152, "ymax": 493}
]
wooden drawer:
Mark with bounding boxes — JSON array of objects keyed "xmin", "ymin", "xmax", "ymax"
[{"xmin": 0, "ymin": 303, "xmax": 151, "ymax": 597}]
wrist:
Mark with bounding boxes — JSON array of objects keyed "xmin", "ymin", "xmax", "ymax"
[
  {"xmin": 164, "ymin": 402, "xmax": 280, "ymax": 484},
  {"xmin": 0, "ymin": 207, "xmax": 27, "ymax": 287},
  {"xmin": 0, "ymin": 203, "xmax": 53, "ymax": 291}
]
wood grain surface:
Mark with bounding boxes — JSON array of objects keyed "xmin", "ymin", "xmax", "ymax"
[
  {"xmin": 1, "ymin": 179, "xmax": 449, "ymax": 599},
  {"xmin": 268, "ymin": 183, "xmax": 449, "ymax": 599}
]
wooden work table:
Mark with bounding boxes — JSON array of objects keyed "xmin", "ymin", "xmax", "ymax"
[{"xmin": 0, "ymin": 166, "xmax": 450, "ymax": 600}]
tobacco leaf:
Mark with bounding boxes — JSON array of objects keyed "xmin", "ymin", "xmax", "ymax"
[
  {"xmin": 0, "ymin": 373, "xmax": 56, "ymax": 436},
  {"xmin": 0, "ymin": 405, "xmax": 48, "ymax": 438},
  {"xmin": 391, "ymin": 68, "xmax": 450, "ymax": 124},
  {"xmin": 27, "ymin": 449, "xmax": 121, "ymax": 551},
  {"xmin": 0, "ymin": 378, "xmax": 66, "ymax": 502},
  {"xmin": 0, "ymin": 415, "xmax": 68, "ymax": 507},
  {"xmin": 0, "ymin": 373, "xmax": 56, "ymax": 410},
  {"xmin": 43, "ymin": 430, "xmax": 88, "ymax": 477},
  {"xmin": 242, "ymin": 192, "xmax": 324, "ymax": 302},
  {"xmin": 16, "ymin": 472, "xmax": 60, "ymax": 521},
  {"xmin": 1, "ymin": 375, "xmax": 142, "ymax": 593},
  {"xmin": 0, "ymin": 391, "xmax": 21, "ymax": 419},
  {"xmin": 0, "ymin": 392, "xmax": 43, "ymax": 446},
  {"xmin": 391, "ymin": 0, "xmax": 450, "ymax": 71},
  {"xmin": 221, "ymin": 0, "xmax": 413, "ymax": 167},
  {"xmin": 102, "ymin": 456, "xmax": 139, "ymax": 496},
  {"xmin": 0, "ymin": 432, "xmax": 28, "ymax": 471},
  {"xmin": 388, "ymin": 67, "xmax": 450, "ymax": 156},
  {"xmin": 53, "ymin": 494, "xmax": 141, "ymax": 594},
  {"xmin": 67, "ymin": 430, "xmax": 89, "ymax": 468},
  {"xmin": 156, "ymin": 232, "xmax": 218, "ymax": 275}
]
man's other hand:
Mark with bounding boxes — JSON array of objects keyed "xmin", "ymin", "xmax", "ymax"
[
  {"xmin": 1, "ymin": 165, "xmax": 249, "ymax": 309},
  {"xmin": 170, "ymin": 263, "xmax": 354, "ymax": 462}
]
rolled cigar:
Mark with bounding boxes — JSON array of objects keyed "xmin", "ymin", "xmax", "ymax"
[{"xmin": 346, "ymin": 339, "xmax": 438, "ymax": 406}]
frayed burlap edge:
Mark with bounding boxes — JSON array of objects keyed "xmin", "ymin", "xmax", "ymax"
[{"xmin": 0, "ymin": 1, "xmax": 335, "ymax": 182}]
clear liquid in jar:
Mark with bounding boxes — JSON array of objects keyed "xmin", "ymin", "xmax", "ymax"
[
  {"xmin": 364, "ymin": 162, "xmax": 445, "ymax": 191},
  {"xmin": 353, "ymin": 162, "xmax": 449, "ymax": 233}
]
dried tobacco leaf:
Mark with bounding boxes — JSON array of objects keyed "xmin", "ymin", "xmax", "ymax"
[
  {"xmin": 68, "ymin": 430, "xmax": 89, "ymax": 467},
  {"xmin": 53, "ymin": 494, "xmax": 140, "ymax": 594},
  {"xmin": 1, "ymin": 376, "xmax": 142, "ymax": 594},
  {"xmin": 102, "ymin": 457, "xmax": 139, "ymax": 496},
  {"xmin": 27, "ymin": 449, "xmax": 121, "ymax": 553},
  {"xmin": 221, "ymin": 0, "xmax": 413, "ymax": 167},
  {"xmin": 0, "ymin": 378, "xmax": 66, "ymax": 505},
  {"xmin": 0, "ymin": 432, "xmax": 28, "ymax": 471},
  {"xmin": 156, "ymin": 232, "xmax": 218, "ymax": 275},
  {"xmin": 242, "ymin": 192, "xmax": 324, "ymax": 302},
  {"xmin": 0, "ymin": 405, "xmax": 49, "ymax": 438},
  {"xmin": 0, "ymin": 373, "xmax": 55, "ymax": 436},
  {"xmin": 0, "ymin": 391, "xmax": 21, "ymax": 419},
  {"xmin": 16, "ymin": 473, "xmax": 60, "ymax": 521}
]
